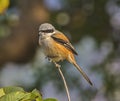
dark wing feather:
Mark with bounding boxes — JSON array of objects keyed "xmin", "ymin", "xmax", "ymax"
[{"xmin": 51, "ymin": 34, "xmax": 78, "ymax": 55}]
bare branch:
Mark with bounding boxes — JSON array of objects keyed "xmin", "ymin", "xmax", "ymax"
[{"xmin": 54, "ymin": 62, "xmax": 71, "ymax": 101}]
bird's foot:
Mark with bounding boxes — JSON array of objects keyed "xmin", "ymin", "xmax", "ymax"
[
  {"xmin": 54, "ymin": 62, "xmax": 61, "ymax": 68},
  {"xmin": 45, "ymin": 56, "xmax": 52, "ymax": 62}
]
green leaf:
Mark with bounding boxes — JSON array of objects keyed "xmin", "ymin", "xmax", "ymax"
[
  {"xmin": 31, "ymin": 89, "xmax": 43, "ymax": 101},
  {"xmin": 0, "ymin": 86, "xmax": 57, "ymax": 101},
  {"xmin": 0, "ymin": 86, "xmax": 24, "ymax": 98},
  {"xmin": 3, "ymin": 86, "xmax": 24, "ymax": 94},
  {"xmin": 0, "ymin": 91, "xmax": 25, "ymax": 101},
  {"xmin": 0, "ymin": 88, "xmax": 5, "ymax": 98},
  {"xmin": 19, "ymin": 89, "xmax": 42, "ymax": 101}
]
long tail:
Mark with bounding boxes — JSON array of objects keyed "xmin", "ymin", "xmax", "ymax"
[{"xmin": 73, "ymin": 62, "xmax": 93, "ymax": 86}]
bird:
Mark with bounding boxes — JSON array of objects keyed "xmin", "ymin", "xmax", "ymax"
[{"xmin": 38, "ymin": 23, "xmax": 93, "ymax": 86}]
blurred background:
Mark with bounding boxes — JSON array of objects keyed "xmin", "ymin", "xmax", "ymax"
[{"xmin": 0, "ymin": 0, "xmax": 120, "ymax": 101}]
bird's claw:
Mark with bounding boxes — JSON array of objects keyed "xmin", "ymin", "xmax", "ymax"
[{"xmin": 45, "ymin": 56, "xmax": 52, "ymax": 62}]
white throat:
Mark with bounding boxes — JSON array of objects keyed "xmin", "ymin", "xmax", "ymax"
[{"xmin": 40, "ymin": 31, "xmax": 55, "ymax": 40}]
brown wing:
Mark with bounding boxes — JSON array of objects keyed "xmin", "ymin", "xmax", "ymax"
[{"xmin": 51, "ymin": 31, "xmax": 78, "ymax": 55}]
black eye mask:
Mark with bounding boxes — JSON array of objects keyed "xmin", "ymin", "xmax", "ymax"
[{"xmin": 40, "ymin": 29, "xmax": 54, "ymax": 33}]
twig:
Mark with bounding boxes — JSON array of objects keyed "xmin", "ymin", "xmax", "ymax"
[{"xmin": 54, "ymin": 62, "xmax": 71, "ymax": 101}]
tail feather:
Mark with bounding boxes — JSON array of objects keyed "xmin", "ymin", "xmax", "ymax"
[
  {"xmin": 73, "ymin": 62, "xmax": 93, "ymax": 86},
  {"xmin": 67, "ymin": 53, "xmax": 93, "ymax": 85}
]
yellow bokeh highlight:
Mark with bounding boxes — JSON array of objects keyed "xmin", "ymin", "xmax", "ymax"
[{"xmin": 0, "ymin": 0, "xmax": 9, "ymax": 14}]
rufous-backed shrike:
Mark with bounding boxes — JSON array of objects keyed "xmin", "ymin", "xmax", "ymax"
[{"xmin": 38, "ymin": 23, "xmax": 92, "ymax": 85}]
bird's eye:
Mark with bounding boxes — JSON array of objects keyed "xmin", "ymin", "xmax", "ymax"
[{"xmin": 40, "ymin": 29, "xmax": 54, "ymax": 33}]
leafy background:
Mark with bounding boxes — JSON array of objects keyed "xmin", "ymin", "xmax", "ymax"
[{"xmin": 0, "ymin": 0, "xmax": 120, "ymax": 101}]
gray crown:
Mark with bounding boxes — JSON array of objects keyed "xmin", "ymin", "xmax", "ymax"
[{"xmin": 39, "ymin": 23, "xmax": 55, "ymax": 31}]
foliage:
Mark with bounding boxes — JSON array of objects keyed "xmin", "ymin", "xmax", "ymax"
[{"xmin": 0, "ymin": 86, "xmax": 58, "ymax": 101}]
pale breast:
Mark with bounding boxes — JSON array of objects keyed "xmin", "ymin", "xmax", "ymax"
[
  {"xmin": 41, "ymin": 37, "xmax": 67, "ymax": 62},
  {"xmin": 41, "ymin": 37, "xmax": 58, "ymax": 55}
]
